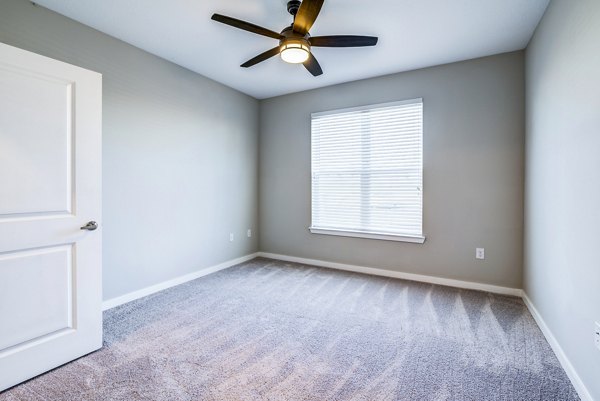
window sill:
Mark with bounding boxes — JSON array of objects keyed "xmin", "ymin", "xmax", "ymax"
[{"xmin": 309, "ymin": 227, "xmax": 426, "ymax": 244}]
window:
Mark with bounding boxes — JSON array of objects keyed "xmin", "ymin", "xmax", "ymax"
[{"xmin": 310, "ymin": 98, "xmax": 424, "ymax": 243}]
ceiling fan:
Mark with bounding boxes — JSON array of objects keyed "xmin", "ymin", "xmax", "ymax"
[{"xmin": 211, "ymin": 0, "xmax": 378, "ymax": 77}]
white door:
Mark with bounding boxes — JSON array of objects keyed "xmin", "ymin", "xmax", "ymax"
[{"xmin": 0, "ymin": 42, "xmax": 102, "ymax": 391}]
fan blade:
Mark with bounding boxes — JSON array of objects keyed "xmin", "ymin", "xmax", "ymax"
[
  {"xmin": 303, "ymin": 53, "xmax": 323, "ymax": 76},
  {"xmin": 310, "ymin": 35, "xmax": 378, "ymax": 47},
  {"xmin": 211, "ymin": 14, "xmax": 282, "ymax": 40},
  {"xmin": 293, "ymin": 0, "xmax": 324, "ymax": 35},
  {"xmin": 241, "ymin": 47, "xmax": 281, "ymax": 68}
]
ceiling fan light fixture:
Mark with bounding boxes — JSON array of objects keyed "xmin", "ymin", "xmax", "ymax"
[
  {"xmin": 211, "ymin": 0, "xmax": 378, "ymax": 76},
  {"xmin": 280, "ymin": 42, "xmax": 310, "ymax": 64}
]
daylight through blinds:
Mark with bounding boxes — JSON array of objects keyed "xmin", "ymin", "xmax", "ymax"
[{"xmin": 311, "ymin": 99, "xmax": 423, "ymax": 237}]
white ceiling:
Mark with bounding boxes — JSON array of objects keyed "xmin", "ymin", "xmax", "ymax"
[{"xmin": 34, "ymin": 0, "xmax": 549, "ymax": 99}]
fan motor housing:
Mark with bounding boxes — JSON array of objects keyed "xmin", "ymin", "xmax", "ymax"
[
  {"xmin": 280, "ymin": 24, "xmax": 310, "ymax": 44},
  {"xmin": 280, "ymin": 25, "xmax": 310, "ymax": 48}
]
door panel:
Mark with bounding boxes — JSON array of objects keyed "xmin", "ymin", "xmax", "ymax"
[
  {"xmin": 0, "ymin": 67, "xmax": 73, "ymax": 216},
  {"xmin": 0, "ymin": 245, "xmax": 73, "ymax": 351},
  {"xmin": 0, "ymin": 42, "xmax": 102, "ymax": 391}
]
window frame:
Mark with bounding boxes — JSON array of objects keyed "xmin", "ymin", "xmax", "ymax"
[{"xmin": 309, "ymin": 98, "xmax": 425, "ymax": 244}]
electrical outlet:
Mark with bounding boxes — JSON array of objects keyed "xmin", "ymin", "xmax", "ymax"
[
  {"xmin": 595, "ymin": 322, "xmax": 600, "ymax": 351},
  {"xmin": 476, "ymin": 248, "xmax": 485, "ymax": 260},
  {"xmin": 229, "ymin": 233, "xmax": 234, "ymax": 242},
  {"xmin": 247, "ymin": 229, "xmax": 252, "ymax": 238}
]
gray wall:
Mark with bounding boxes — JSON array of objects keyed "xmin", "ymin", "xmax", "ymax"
[
  {"xmin": 259, "ymin": 52, "xmax": 525, "ymax": 289},
  {"xmin": 0, "ymin": 0, "xmax": 259, "ymax": 301},
  {"xmin": 525, "ymin": 0, "xmax": 600, "ymax": 398}
]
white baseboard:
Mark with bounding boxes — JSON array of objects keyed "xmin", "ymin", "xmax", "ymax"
[
  {"xmin": 257, "ymin": 252, "xmax": 522, "ymax": 297},
  {"xmin": 102, "ymin": 252, "xmax": 259, "ymax": 311},
  {"xmin": 522, "ymin": 293, "xmax": 594, "ymax": 401}
]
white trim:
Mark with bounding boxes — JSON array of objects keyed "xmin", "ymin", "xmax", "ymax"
[
  {"xmin": 102, "ymin": 253, "xmax": 259, "ymax": 311},
  {"xmin": 311, "ymin": 97, "xmax": 423, "ymax": 118},
  {"xmin": 522, "ymin": 293, "xmax": 594, "ymax": 401},
  {"xmin": 257, "ymin": 252, "xmax": 522, "ymax": 297},
  {"xmin": 309, "ymin": 227, "xmax": 426, "ymax": 244}
]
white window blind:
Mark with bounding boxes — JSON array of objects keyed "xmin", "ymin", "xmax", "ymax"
[{"xmin": 310, "ymin": 99, "xmax": 424, "ymax": 242}]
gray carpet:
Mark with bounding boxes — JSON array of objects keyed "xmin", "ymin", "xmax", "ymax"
[{"xmin": 1, "ymin": 258, "xmax": 579, "ymax": 401}]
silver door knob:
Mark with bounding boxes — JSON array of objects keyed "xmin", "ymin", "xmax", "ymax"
[{"xmin": 80, "ymin": 221, "xmax": 98, "ymax": 231}]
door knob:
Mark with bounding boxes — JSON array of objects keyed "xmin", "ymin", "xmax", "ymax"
[{"xmin": 80, "ymin": 221, "xmax": 98, "ymax": 231}]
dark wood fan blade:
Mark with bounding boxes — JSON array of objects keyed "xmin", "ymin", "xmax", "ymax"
[
  {"xmin": 211, "ymin": 14, "xmax": 282, "ymax": 40},
  {"xmin": 293, "ymin": 0, "xmax": 324, "ymax": 35},
  {"xmin": 303, "ymin": 53, "xmax": 323, "ymax": 76},
  {"xmin": 241, "ymin": 47, "xmax": 281, "ymax": 68},
  {"xmin": 310, "ymin": 35, "xmax": 378, "ymax": 47}
]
